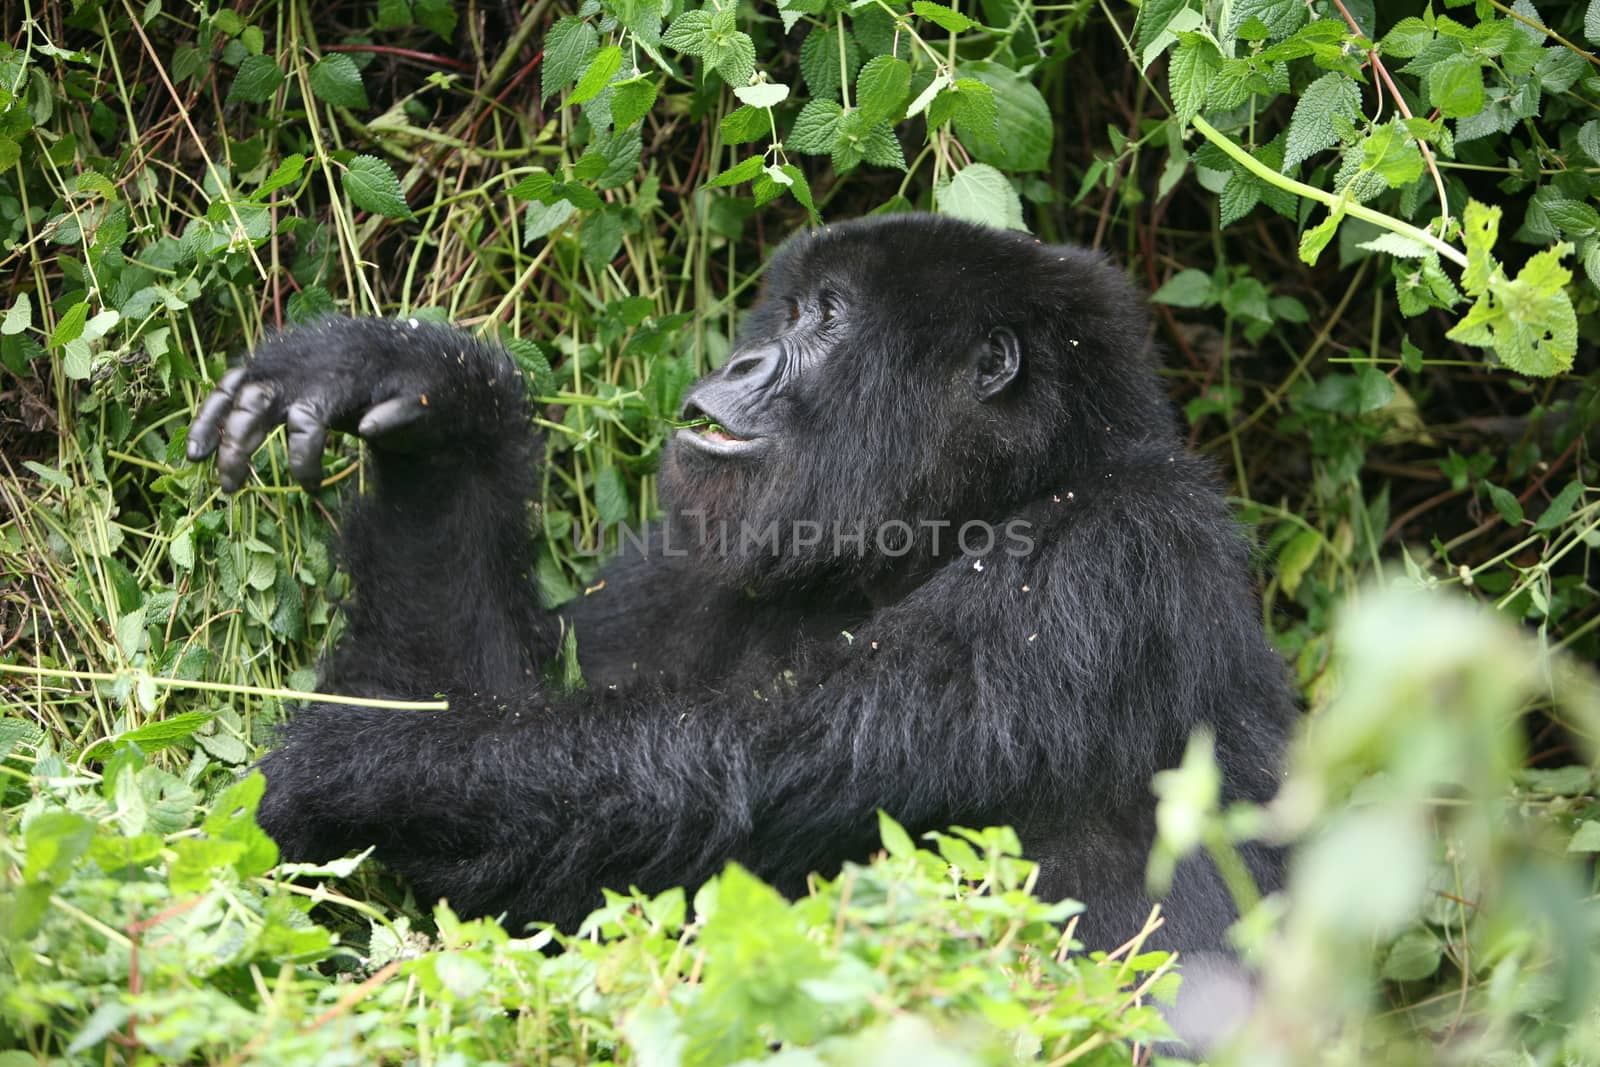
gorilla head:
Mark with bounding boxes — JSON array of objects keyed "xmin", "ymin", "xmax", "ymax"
[{"xmin": 659, "ymin": 214, "xmax": 1169, "ymax": 589}]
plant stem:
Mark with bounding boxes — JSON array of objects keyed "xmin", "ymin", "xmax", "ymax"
[{"xmin": 1190, "ymin": 114, "xmax": 1468, "ymax": 269}]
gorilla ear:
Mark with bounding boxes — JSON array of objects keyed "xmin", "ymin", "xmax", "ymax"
[{"xmin": 972, "ymin": 326, "xmax": 1022, "ymax": 402}]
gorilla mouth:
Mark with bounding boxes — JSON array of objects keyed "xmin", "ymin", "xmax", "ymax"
[{"xmin": 677, "ymin": 401, "xmax": 764, "ymax": 455}]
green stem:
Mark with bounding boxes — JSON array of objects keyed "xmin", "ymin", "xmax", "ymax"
[
  {"xmin": 1190, "ymin": 114, "xmax": 1468, "ymax": 269},
  {"xmin": 0, "ymin": 663, "xmax": 450, "ymax": 710}
]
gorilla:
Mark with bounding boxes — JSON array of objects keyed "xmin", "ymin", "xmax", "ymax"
[{"xmin": 186, "ymin": 213, "xmax": 1294, "ymax": 960}]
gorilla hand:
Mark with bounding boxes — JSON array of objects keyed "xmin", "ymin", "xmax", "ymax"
[{"xmin": 187, "ymin": 316, "xmax": 524, "ymax": 493}]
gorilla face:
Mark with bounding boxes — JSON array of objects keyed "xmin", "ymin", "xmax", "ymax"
[{"xmin": 657, "ymin": 213, "xmax": 1162, "ymax": 590}]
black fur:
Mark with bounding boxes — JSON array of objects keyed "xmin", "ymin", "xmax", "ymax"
[{"xmin": 190, "ymin": 214, "xmax": 1294, "ymax": 957}]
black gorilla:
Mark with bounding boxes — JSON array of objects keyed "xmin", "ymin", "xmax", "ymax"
[{"xmin": 187, "ymin": 213, "xmax": 1293, "ymax": 956}]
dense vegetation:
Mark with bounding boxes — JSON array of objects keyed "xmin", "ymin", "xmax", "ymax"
[{"xmin": 1, "ymin": 0, "xmax": 1597, "ymax": 1062}]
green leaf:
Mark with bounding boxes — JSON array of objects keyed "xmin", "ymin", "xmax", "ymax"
[
  {"xmin": 594, "ymin": 465, "xmax": 630, "ymax": 526},
  {"xmin": 581, "ymin": 208, "xmax": 625, "ymax": 270},
  {"xmin": 1277, "ymin": 529, "xmax": 1321, "ymax": 596},
  {"xmin": 1298, "ymin": 210, "xmax": 1342, "ymax": 266},
  {"xmin": 1169, "ymin": 34, "xmax": 1220, "ymax": 125},
  {"xmin": 1382, "ymin": 930, "xmax": 1442, "ymax": 981},
  {"xmin": 2, "ymin": 291, "xmax": 31, "ymax": 335},
  {"xmin": 912, "ymin": 0, "xmax": 978, "ymax": 33},
  {"xmin": 707, "ymin": 155, "xmax": 765, "ymax": 188},
  {"xmin": 663, "ymin": 9, "xmax": 713, "ymax": 55},
  {"xmin": 1134, "ymin": 0, "xmax": 1195, "ymax": 58},
  {"xmin": 1586, "ymin": 0, "xmax": 1600, "ymax": 45},
  {"xmin": 956, "ymin": 61, "xmax": 1052, "ymax": 173},
  {"xmin": 854, "ymin": 56, "xmax": 910, "ymax": 125},
  {"xmin": 1382, "ymin": 17, "xmax": 1434, "ymax": 57},
  {"xmin": 878, "ymin": 811, "xmax": 916, "ymax": 857},
  {"xmin": 309, "ymin": 53, "xmax": 367, "ymax": 108},
  {"xmin": 1461, "ymin": 199, "xmax": 1500, "ymax": 296},
  {"xmin": 1447, "ymin": 240, "xmax": 1577, "ymax": 376},
  {"xmin": 1425, "ymin": 54, "xmax": 1484, "ymax": 119},
  {"xmin": 571, "ymin": 45, "xmax": 623, "ymax": 105},
  {"xmin": 1225, "ymin": 0, "xmax": 1305, "ymax": 41},
  {"xmin": 709, "ymin": 30, "xmax": 756, "ymax": 87},
  {"xmin": 1149, "ymin": 268, "xmax": 1213, "ymax": 307},
  {"xmin": 1484, "ymin": 483, "xmax": 1524, "ymax": 526},
  {"xmin": 1283, "ymin": 71, "xmax": 1361, "ymax": 170},
  {"xmin": 259, "ymin": 152, "xmax": 306, "ymax": 195},
  {"xmin": 49, "ymin": 300, "xmax": 89, "ymax": 348},
  {"xmin": 788, "ymin": 99, "xmax": 843, "ymax": 154},
  {"xmin": 543, "ymin": 17, "xmax": 599, "ymax": 101},
  {"xmin": 83, "ymin": 711, "xmax": 218, "ymax": 761},
  {"xmin": 1569, "ymin": 820, "xmax": 1600, "ymax": 852},
  {"xmin": 226, "ymin": 53, "xmax": 284, "ymax": 104},
  {"xmin": 934, "ymin": 162, "xmax": 1024, "ymax": 231},
  {"xmin": 721, "ymin": 104, "xmax": 770, "ymax": 145},
  {"xmin": 1532, "ymin": 481, "xmax": 1584, "ymax": 533},
  {"xmin": 342, "ymin": 155, "xmax": 414, "ymax": 220}
]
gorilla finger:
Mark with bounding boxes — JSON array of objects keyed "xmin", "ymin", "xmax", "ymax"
[
  {"xmin": 357, "ymin": 395, "xmax": 428, "ymax": 440},
  {"xmin": 216, "ymin": 381, "xmax": 281, "ymax": 492},
  {"xmin": 285, "ymin": 403, "xmax": 329, "ymax": 494},
  {"xmin": 186, "ymin": 367, "xmax": 249, "ymax": 461}
]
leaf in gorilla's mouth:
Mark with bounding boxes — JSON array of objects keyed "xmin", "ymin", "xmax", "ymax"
[
  {"xmin": 697, "ymin": 423, "xmax": 743, "ymax": 443},
  {"xmin": 673, "ymin": 406, "xmax": 762, "ymax": 453}
]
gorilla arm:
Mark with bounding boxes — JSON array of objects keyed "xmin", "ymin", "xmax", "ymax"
[
  {"xmin": 186, "ymin": 317, "xmax": 550, "ymax": 699},
  {"xmin": 251, "ymin": 462, "xmax": 1279, "ymax": 936}
]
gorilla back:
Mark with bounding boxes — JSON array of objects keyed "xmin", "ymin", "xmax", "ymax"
[{"xmin": 187, "ymin": 213, "xmax": 1294, "ymax": 956}]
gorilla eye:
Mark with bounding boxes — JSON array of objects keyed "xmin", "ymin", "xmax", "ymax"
[
  {"xmin": 818, "ymin": 289, "xmax": 841, "ymax": 325},
  {"xmin": 785, "ymin": 299, "xmax": 802, "ymax": 326}
]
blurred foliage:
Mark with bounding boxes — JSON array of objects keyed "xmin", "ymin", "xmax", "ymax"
[{"xmin": 1, "ymin": 0, "xmax": 1598, "ymax": 1062}]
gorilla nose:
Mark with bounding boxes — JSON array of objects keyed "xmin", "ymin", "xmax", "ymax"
[{"xmin": 716, "ymin": 342, "xmax": 782, "ymax": 387}]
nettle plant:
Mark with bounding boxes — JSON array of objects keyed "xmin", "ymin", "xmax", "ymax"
[
  {"xmin": 536, "ymin": 0, "xmax": 1056, "ymax": 232},
  {"xmin": 1134, "ymin": 0, "xmax": 1598, "ymax": 377}
]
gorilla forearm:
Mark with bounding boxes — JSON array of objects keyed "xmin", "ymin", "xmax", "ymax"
[{"xmin": 187, "ymin": 317, "xmax": 552, "ymax": 697}]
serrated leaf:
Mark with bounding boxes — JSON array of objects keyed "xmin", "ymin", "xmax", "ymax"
[
  {"xmin": 788, "ymin": 99, "xmax": 843, "ymax": 154},
  {"xmin": 1425, "ymin": 54, "xmax": 1484, "ymax": 119},
  {"xmin": 1580, "ymin": 119, "xmax": 1600, "ymax": 164},
  {"xmin": 1448, "ymin": 241, "xmax": 1577, "ymax": 376},
  {"xmin": 226, "ymin": 53, "xmax": 284, "ymax": 104},
  {"xmin": 1169, "ymin": 34, "xmax": 1220, "ymax": 125},
  {"xmin": 707, "ymin": 155, "xmax": 765, "ymax": 188},
  {"xmin": 912, "ymin": 0, "xmax": 977, "ymax": 33},
  {"xmin": 709, "ymin": 31, "xmax": 756, "ymax": 87},
  {"xmin": 854, "ymin": 56, "xmax": 910, "ymax": 125},
  {"xmin": 310, "ymin": 53, "xmax": 367, "ymax": 108},
  {"xmin": 1298, "ymin": 210, "xmax": 1342, "ymax": 265},
  {"xmin": 572, "ymin": 46, "xmax": 623, "ymax": 105},
  {"xmin": 1284, "ymin": 72, "xmax": 1361, "ymax": 170},
  {"xmin": 1586, "ymin": 0, "xmax": 1600, "ymax": 45},
  {"xmin": 957, "ymin": 61, "xmax": 1052, "ymax": 172},
  {"xmin": 934, "ymin": 162, "xmax": 1024, "ymax": 231},
  {"xmin": 342, "ymin": 155, "xmax": 414, "ymax": 220},
  {"xmin": 663, "ymin": 9, "xmax": 713, "ymax": 55},
  {"xmin": 543, "ymin": 18, "xmax": 599, "ymax": 101},
  {"xmin": 259, "ymin": 153, "xmax": 306, "ymax": 195},
  {"xmin": 721, "ymin": 104, "xmax": 770, "ymax": 145}
]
